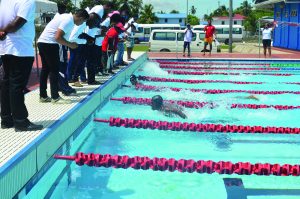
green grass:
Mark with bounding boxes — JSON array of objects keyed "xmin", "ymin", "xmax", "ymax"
[
  {"xmin": 133, "ymin": 45, "xmax": 149, "ymax": 52},
  {"xmin": 221, "ymin": 45, "xmax": 236, "ymax": 50}
]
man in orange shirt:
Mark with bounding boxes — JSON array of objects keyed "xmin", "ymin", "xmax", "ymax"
[{"xmin": 203, "ymin": 19, "xmax": 215, "ymax": 56}]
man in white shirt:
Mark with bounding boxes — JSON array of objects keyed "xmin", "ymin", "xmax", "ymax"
[
  {"xmin": 0, "ymin": 0, "xmax": 43, "ymax": 131},
  {"xmin": 69, "ymin": 4, "xmax": 112, "ymax": 86},
  {"xmin": 183, "ymin": 24, "xmax": 193, "ymax": 57},
  {"xmin": 262, "ymin": 23, "xmax": 275, "ymax": 57},
  {"xmin": 38, "ymin": 9, "xmax": 89, "ymax": 104}
]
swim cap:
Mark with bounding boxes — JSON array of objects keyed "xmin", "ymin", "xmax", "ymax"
[
  {"xmin": 130, "ymin": 75, "xmax": 137, "ymax": 85},
  {"xmin": 151, "ymin": 95, "xmax": 163, "ymax": 110}
]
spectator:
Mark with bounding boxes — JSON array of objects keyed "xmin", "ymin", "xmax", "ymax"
[
  {"xmin": 38, "ymin": 9, "xmax": 89, "ymax": 103},
  {"xmin": 183, "ymin": 23, "xmax": 193, "ymax": 57},
  {"xmin": 114, "ymin": 10, "xmax": 129, "ymax": 67},
  {"xmin": 203, "ymin": 19, "xmax": 216, "ymax": 56},
  {"xmin": 0, "ymin": 0, "xmax": 43, "ymax": 131},
  {"xmin": 262, "ymin": 23, "xmax": 275, "ymax": 58},
  {"xmin": 102, "ymin": 14, "xmax": 125, "ymax": 74}
]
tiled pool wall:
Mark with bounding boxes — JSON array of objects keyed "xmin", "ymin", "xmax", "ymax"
[{"xmin": 0, "ymin": 53, "xmax": 148, "ymax": 199}]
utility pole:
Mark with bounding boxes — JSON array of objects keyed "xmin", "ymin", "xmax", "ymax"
[
  {"xmin": 186, "ymin": 0, "xmax": 189, "ymax": 25},
  {"xmin": 229, "ymin": 0, "xmax": 233, "ymax": 53}
]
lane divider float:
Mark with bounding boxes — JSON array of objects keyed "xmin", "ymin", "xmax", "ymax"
[
  {"xmin": 134, "ymin": 84, "xmax": 300, "ymax": 95},
  {"xmin": 93, "ymin": 117, "xmax": 300, "ymax": 134},
  {"xmin": 54, "ymin": 152, "xmax": 300, "ymax": 176},
  {"xmin": 160, "ymin": 65, "xmax": 280, "ymax": 71},
  {"xmin": 167, "ymin": 70, "xmax": 293, "ymax": 76},
  {"xmin": 110, "ymin": 97, "xmax": 300, "ymax": 110},
  {"xmin": 155, "ymin": 61, "xmax": 271, "ymax": 66}
]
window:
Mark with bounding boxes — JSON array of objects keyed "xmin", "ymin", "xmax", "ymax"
[
  {"xmin": 285, "ymin": 11, "xmax": 289, "ymax": 18},
  {"xmin": 177, "ymin": 33, "xmax": 196, "ymax": 41},
  {"xmin": 179, "ymin": 19, "xmax": 182, "ymax": 23},
  {"xmin": 137, "ymin": 27, "xmax": 144, "ymax": 33},
  {"xmin": 153, "ymin": 32, "xmax": 176, "ymax": 41},
  {"xmin": 291, "ymin": 10, "xmax": 298, "ymax": 17},
  {"xmin": 194, "ymin": 28, "xmax": 204, "ymax": 31},
  {"xmin": 199, "ymin": 33, "xmax": 205, "ymax": 40},
  {"xmin": 234, "ymin": 21, "xmax": 237, "ymax": 25},
  {"xmin": 216, "ymin": 28, "xmax": 223, "ymax": 34},
  {"xmin": 222, "ymin": 21, "xmax": 225, "ymax": 25},
  {"xmin": 144, "ymin": 28, "xmax": 151, "ymax": 35},
  {"xmin": 165, "ymin": 19, "xmax": 168, "ymax": 23},
  {"xmin": 221, "ymin": 28, "xmax": 242, "ymax": 34}
]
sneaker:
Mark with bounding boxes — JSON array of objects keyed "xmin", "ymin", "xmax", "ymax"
[
  {"xmin": 40, "ymin": 97, "xmax": 52, "ymax": 103},
  {"xmin": 81, "ymin": 81, "xmax": 88, "ymax": 85},
  {"xmin": 72, "ymin": 81, "xmax": 83, "ymax": 87},
  {"xmin": 113, "ymin": 66, "xmax": 120, "ymax": 70},
  {"xmin": 88, "ymin": 81, "xmax": 101, "ymax": 85},
  {"xmin": 102, "ymin": 71, "xmax": 110, "ymax": 76},
  {"xmin": 52, "ymin": 97, "xmax": 72, "ymax": 104},
  {"xmin": 121, "ymin": 61, "xmax": 128, "ymax": 65},
  {"xmin": 15, "ymin": 120, "xmax": 43, "ymax": 132},
  {"xmin": 108, "ymin": 69, "xmax": 115, "ymax": 74}
]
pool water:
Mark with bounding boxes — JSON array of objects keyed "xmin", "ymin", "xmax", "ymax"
[{"xmin": 25, "ymin": 60, "xmax": 300, "ymax": 199}]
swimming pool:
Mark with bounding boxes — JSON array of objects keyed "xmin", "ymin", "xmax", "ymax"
[{"xmin": 21, "ymin": 59, "xmax": 300, "ymax": 199}]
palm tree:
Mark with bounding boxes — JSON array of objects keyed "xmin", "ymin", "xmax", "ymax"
[
  {"xmin": 240, "ymin": 1, "xmax": 252, "ymax": 16},
  {"xmin": 139, "ymin": 4, "xmax": 158, "ymax": 24},
  {"xmin": 190, "ymin": 6, "xmax": 197, "ymax": 15},
  {"xmin": 118, "ymin": 0, "xmax": 143, "ymax": 17}
]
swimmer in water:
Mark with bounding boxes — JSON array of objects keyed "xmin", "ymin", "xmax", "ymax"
[
  {"xmin": 235, "ymin": 95, "xmax": 259, "ymax": 101},
  {"xmin": 122, "ymin": 74, "xmax": 142, "ymax": 88},
  {"xmin": 151, "ymin": 95, "xmax": 187, "ymax": 119}
]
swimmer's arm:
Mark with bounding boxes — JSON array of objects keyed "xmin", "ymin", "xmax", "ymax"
[{"xmin": 165, "ymin": 107, "xmax": 187, "ymax": 119}]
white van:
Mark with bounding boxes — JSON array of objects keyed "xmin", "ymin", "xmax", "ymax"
[
  {"xmin": 193, "ymin": 25, "xmax": 245, "ymax": 44},
  {"xmin": 149, "ymin": 29, "xmax": 218, "ymax": 53}
]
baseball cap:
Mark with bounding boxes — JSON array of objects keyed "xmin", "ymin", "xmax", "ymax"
[
  {"xmin": 115, "ymin": 22, "xmax": 125, "ymax": 31},
  {"xmin": 108, "ymin": 11, "xmax": 120, "ymax": 17}
]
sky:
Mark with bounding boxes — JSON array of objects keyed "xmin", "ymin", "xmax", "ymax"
[{"xmin": 143, "ymin": 0, "xmax": 250, "ymax": 18}]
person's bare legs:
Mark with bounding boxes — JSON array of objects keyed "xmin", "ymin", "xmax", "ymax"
[
  {"xmin": 127, "ymin": 47, "xmax": 133, "ymax": 60},
  {"xmin": 203, "ymin": 43, "xmax": 207, "ymax": 56},
  {"xmin": 263, "ymin": 47, "xmax": 267, "ymax": 58},
  {"xmin": 268, "ymin": 47, "xmax": 271, "ymax": 57},
  {"xmin": 209, "ymin": 44, "xmax": 212, "ymax": 56}
]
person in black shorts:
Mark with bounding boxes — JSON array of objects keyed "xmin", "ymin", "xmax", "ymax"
[{"xmin": 262, "ymin": 23, "xmax": 275, "ymax": 57}]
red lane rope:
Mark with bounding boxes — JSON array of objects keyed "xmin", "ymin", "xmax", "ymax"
[
  {"xmin": 167, "ymin": 70, "xmax": 293, "ymax": 76},
  {"xmin": 160, "ymin": 65, "xmax": 279, "ymax": 71},
  {"xmin": 138, "ymin": 76, "xmax": 263, "ymax": 85},
  {"xmin": 54, "ymin": 152, "xmax": 300, "ymax": 176},
  {"xmin": 94, "ymin": 117, "xmax": 300, "ymax": 134},
  {"xmin": 134, "ymin": 84, "xmax": 300, "ymax": 95},
  {"xmin": 110, "ymin": 97, "xmax": 300, "ymax": 110},
  {"xmin": 155, "ymin": 61, "xmax": 271, "ymax": 66}
]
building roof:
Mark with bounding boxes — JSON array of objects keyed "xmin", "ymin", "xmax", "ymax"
[
  {"xmin": 213, "ymin": 14, "xmax": 246, "ymax": 21},
  {"xmin": 254, "ymin": 0, "xmax": 284, "ymax": 8},
  {"xmin": 156, "ymin": 13, "xmax": 187, "ymax": 19}
]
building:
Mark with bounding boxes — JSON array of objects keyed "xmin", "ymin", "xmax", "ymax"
[
  {"xmin": 212, "ymin": 14, "xmax": 246, "ymax": 25},
  {"xmin": 255, "ymin": 0, "xmax": 300, "ymax": 50},
  {"xmin": 155, "ymin": 13, "xmax": 186, "ymax": 27}
]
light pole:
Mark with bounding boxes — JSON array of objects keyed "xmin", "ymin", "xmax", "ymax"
[
  {"xmin": 229, "ymin": 0, "xmax": 233, "ymax": 53},
  {"xmin": 186, "ymin": 0, "xmax": 189, "ymax": 25}
]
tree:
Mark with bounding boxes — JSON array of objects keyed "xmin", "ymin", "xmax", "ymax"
[
  {"xmin": 234, "ymin": 0, "xmax": 252, "ymax": 16},
  {"xmin": 117, "ymin": 0, "xmax": 143, "ymax": 18},
  {"xmin": 211, "ymin": 5, "xmax": 228, "ymax": 17},
  {"xmin": 190, "ymin": 6, "xmax": 197, "ymax": 15},
  {"xmin": 187, "ymin": 15, "xmax": 199, "ymax": 25},
  {"xmin": 203, "ymin": 14, "xmax": 213, "ymax": 21},
  {"xmin": 170, "ymin": 10, "xmax": 179, "ymax": 14},
  {"xmin": 50, "ymin": 0, "xmax": 75, "ymax": 12},
  {"xmin": 139, "ymin": 4, "xmax": 158, "ymax": 24},
  {"xmin": 159, "ymin": 10, "xmax": 166, "ymax": 14}
]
